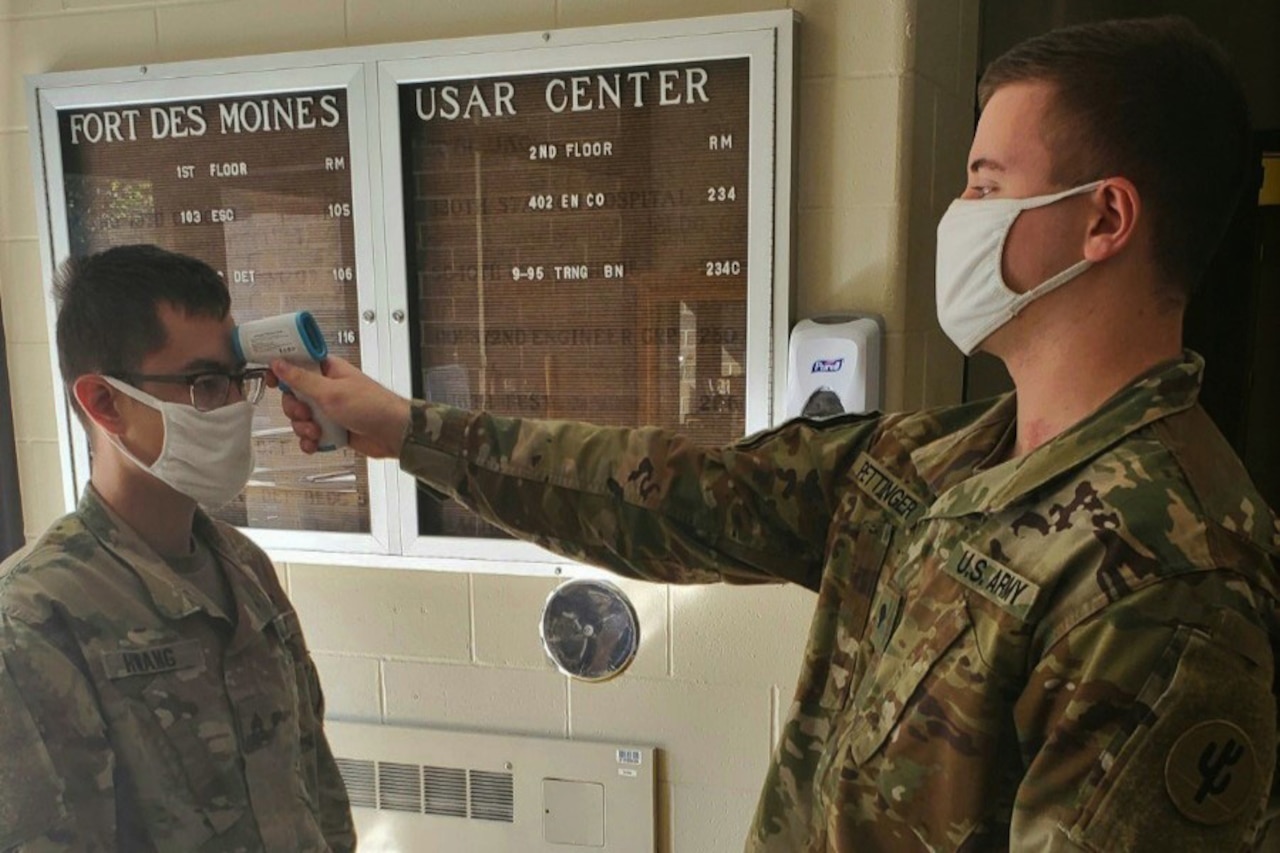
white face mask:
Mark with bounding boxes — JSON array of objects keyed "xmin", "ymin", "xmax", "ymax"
[
  {"xmin": 101, "ymin": 376, "xmax": 256, "ymax": 509},
  {"xmin": 935, "ymin": 180, "xmax": 1103, "ymax": 355}
]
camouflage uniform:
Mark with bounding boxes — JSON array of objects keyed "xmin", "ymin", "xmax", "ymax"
[
  {"xmin": 0, "ymin": 488, "xmax": 355, "ymax": 852},
  {"xmin": 399, "ymin": 352, "xmax": 1280, "ymax": 851}
]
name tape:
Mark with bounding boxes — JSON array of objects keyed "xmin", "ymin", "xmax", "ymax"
[
  {"xmin": 102, "ymin": 639, "xmax": 204, "ymax": 680},
  {"xmin": 852, "ymin": 453, "xmax": 926, "ymax": 523}
]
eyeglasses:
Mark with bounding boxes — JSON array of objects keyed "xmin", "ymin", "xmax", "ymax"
[{"xmin": 113, "ymin": 368, "xmax": 268, "ymax": 412}]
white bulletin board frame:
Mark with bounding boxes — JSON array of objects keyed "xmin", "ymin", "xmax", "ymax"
[{"xmin": 24, "ymin": 11, "xmax": 796, "ymax": 576}]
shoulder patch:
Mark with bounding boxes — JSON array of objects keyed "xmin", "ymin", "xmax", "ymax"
[
  {"xmin": 1165, "ymin": 720, "xmax": 1258, "ymax": 826},
  {"xmin": 945, "ymin": 543, "xmax": 1040, "ymax": 620},
  {"xmin": 852, "ymin": 453, "xmax": 926, "ymax": 523},
  {"xmin": 102, "ymin": 640, "xmax": 204, "ymax": 680}
]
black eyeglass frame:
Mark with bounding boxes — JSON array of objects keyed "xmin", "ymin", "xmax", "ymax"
[{"xmin": 111, "ymin": 367, "xmax": 269, "ymax": 412}]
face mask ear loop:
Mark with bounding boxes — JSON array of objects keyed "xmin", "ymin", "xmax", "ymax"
[
  {"xmin": 1008, "ymin": 258, "xmax": 1095, "ymax": 319},
  {"xmin": 101, "ymin": 374, "xmax": 163, "ymax": 408},
  {"xmin": 995, "ymin": 180, "xmax": 1105, "ymax": 313},
  {"xmin": 1026, "ymin": 179, "xmax": 1106, "ymax": 210},
  {"xmin": 98, "ymin": 375, "xmax": 173, "ymax": 476},
  {"xmin": 83, "ymin": 376, "xmax": 137, "ymax": 445}
]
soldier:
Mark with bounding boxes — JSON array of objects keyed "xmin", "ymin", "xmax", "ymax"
[
  {"xmin": 272, "ymin": 16, "xmax": 1279, "ymax": 852},
  {"xmin": 0, "ymin": 245, "xmax": 355, "ymax": 851}
]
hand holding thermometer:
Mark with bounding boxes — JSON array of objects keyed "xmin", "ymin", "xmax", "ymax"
[{"xmin": 231, "ymin": 311, "xmax": 348, "ymax": 451}]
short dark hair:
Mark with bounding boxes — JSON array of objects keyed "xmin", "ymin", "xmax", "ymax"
[
  {"xmin": 54, "ymin": 244, "xmax": 230, "ymax": 416},
  {"xmin": 978, "ymin": 16, "xmax": 1253, "ymax": 295}
]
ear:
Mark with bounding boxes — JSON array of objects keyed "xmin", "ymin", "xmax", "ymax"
[
  {"xmin": 73, "ymin": 375, "xmax": 127, "ymax": 437},
  {"xmin": 1083, "ymin": 178, "xmax": 1140, "ymax": 263}
]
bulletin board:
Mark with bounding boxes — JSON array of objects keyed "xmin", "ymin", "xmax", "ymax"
[
  {"xmin": 27, "ymin": 13, "xmax": 795, "ymax": 572},
  {"xmin": 396, "ymin": 58, "xmax": 753, "ymax": 541}
]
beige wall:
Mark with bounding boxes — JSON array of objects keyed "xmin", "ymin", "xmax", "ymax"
[{"xmin": 0, "ymin": 0, "xmax": 977, "ymax": 849}]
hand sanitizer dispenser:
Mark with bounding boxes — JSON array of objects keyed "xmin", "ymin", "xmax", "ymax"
[{"xmin": 786, "ymin": 315, "xmax": 882, "ymax": 418}]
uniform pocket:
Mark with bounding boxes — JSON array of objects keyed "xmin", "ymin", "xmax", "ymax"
[
  {"xmin": 814, "ymin": 518, "xmax": 895, "ymax": 713},
  {"xmin": 140, "ymin": 670, "xmax": 244, "ymax": 837},
  {"xmin": 268, "ymin": 610, "xmax": 324, "ymax": 812},
  {"xmin": 848, "ymin": 593, "xmax": 971, "ymax": 765}
]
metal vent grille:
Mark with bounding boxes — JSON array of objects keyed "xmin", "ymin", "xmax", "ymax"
[
  {"xmin": 469, "ymin": 770, "xmax": 515, "ymax": 823},
  {"xmin": 335, "ymin": 758, "xmax": 376, "ymax": 809},
  {"xmin": 337, "ymin": 756, "xmax": 514, "ymax": 823},
  {"xmin": 423, "ymin": 765, "xmax": 468, "ymax": 818},
  {"xmin": 378, "ymin": 761, "xmax": 422, "ymax": 812}
]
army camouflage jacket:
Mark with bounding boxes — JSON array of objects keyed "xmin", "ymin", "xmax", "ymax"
[
  {"xmin": 399, "ymin": 352, "xmax": 1280, "ymax": 851},
  {"xmin": 0, "ymin": 488, "xmax": 355, "ymax": 852}
]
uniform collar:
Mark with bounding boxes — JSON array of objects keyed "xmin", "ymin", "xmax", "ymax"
[
  {"xmin": 910, "ymin": 393, "xmax": 1018, "ymax": 498},
  {"xmin": 77, "ymin": 486, "xmax": 279, "ymax": 631},
  {"xmin": 919, "ymin": 352, "xmax": 1204, "ymax": 520}
]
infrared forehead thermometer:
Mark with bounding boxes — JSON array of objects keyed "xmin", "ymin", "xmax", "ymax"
[{"xmin": 231, "ymin": 311, "xmax": 347, "ymax": 451}]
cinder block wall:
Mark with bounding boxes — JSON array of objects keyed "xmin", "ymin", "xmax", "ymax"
[{"xmin": 0, "ymin": 1, "xmax": 977, "ymax": 849}]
